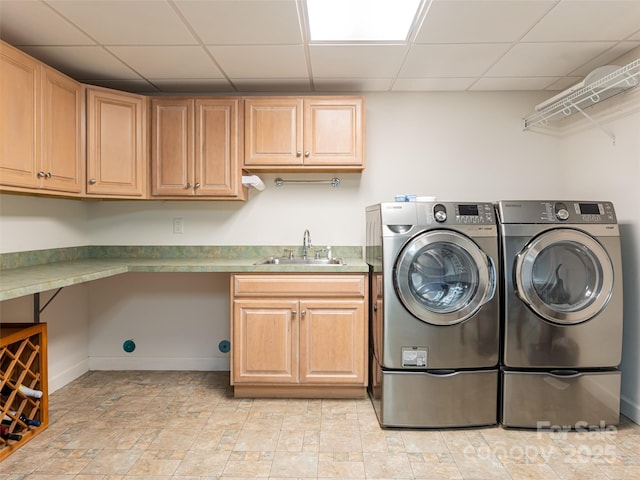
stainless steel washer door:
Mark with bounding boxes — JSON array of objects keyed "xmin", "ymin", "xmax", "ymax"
[
  {"xmin": 515, "ymin": 228, "xmax": 614, "ymax": 325},
  {"xmin": 394, "ymin": 230, "xmax": 496, "ymax": 325}
]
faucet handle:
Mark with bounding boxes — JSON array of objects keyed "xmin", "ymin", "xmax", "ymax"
[
  {"xmin": 314, "ymin": 248, "xmax": 326, "ymax": 259},
  {"xmin": 283, "ymin": 248, "xmax": 294, "ymax": 259}
]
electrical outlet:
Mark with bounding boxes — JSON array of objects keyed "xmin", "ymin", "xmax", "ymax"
[{"xmin": 173, "ymin": 218, "xmax": 184, "ymax": 234}]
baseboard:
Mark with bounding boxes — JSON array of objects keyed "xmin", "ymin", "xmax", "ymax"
[
  {"xmin": 49, "ymin": 359, "xmax": 90, "ymax": 394},
  {"xmin": 621, "ymin": 393, "xmax": 640, "ymax": 425},
  {"xmin": 87, "ymin": 356, "xmax": 230, "ymax": 371}
]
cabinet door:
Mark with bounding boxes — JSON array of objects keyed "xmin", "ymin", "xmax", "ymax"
[
  {"xmin": 195, "ymin": 98, "xmax": 244, "ymax": 197},
  {"xmin": 244, "ymin": 98, "xmax": 303, "ymax": 166},
  {"xmin": 0, "ymin": 43, "xmax": 40, "ymax": 189},
  {"xmin": 299, "ymin": 299, "xmax": 366, "ymax": 384},
  {"xmin": 303, "ymin": 97, "xmax": 364, "ymax": 168},
  {"xmin": 232, "ymin": 299, "xmax": 298, "ymax": 384},
  {"xmin": 41, "ymin": 67, "xmax": 83, "ymax": 193},
  {"xmin": 151, "ymin": 98, "xmax": 194, "ymax": 196},
  {"xmin": 86, "ymin": 87, "xmax": 146, "ymax": 197}
]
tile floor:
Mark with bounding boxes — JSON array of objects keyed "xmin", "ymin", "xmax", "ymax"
[{"xmin": 1, "ymin": 371, "xmax": 639, "ymax": 479}]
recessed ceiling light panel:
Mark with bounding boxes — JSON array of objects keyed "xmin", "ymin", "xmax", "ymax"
[{"xmin": 307, "ymin": 0, "xmax": 422, "ymax": 42}]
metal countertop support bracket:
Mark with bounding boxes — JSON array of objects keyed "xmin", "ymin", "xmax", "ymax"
[{"xmin": 33, "ymin": 288, "xmax": 63, "ymax": 323}]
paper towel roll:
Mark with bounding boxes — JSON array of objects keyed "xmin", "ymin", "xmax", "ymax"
[{"xmin": 242, "ymin": 175, "xmax": 265, "ymax": 191}]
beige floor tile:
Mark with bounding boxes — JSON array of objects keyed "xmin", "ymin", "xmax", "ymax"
[
  {"xmin": 270, "ymin": 451, "xmax": 319, "ymax": 477},
  {"xmin": 233, "ymin": 428, "xmax": 280, "ymax": 451},
  {"xmin": 276, "ymin": 429, "xmax": 305, "ymax": 452},
  {"xmin": 549, "ymin": 461, "xmax": 611, "ymax": 480},
  {"xmin": 318, "ymin": 457, "xmax": 366, "ymax": 478},
  {"xmin": 363, "ymin": 452, "xmax": 414, "ymax": 478},
  {"xmin": 401, "ymin": 430, "xmax": 450, "ymax": 454},
  {"xmin": 597, "ymin": 465, "xmax": 640, "ymax": 479},
  {"xmin": 4, "ymin": 371, "xmax": 639, "ymax": 480},
  {"xmin": 79, "ymin": 448, "xmax": 143, "ymax": 475},
  {"xmin": 360, "ymin": 430, "xmax": 392, "ymax": 453},
  {"xmin": 505, "ymin": 463, "xmax": 561, "ymax": 479},
  {"xmin": 173, "ymin": 450, "xmax": 230, "ymax": 476},
  {"xmin": 319, "ymin": 430, "xmax": 363, "ymax": 452},
  {"xmin": 222, "ymin": 459, "xmax": 274, "ymax": 477},
  {"xmin": 410, "ymin": 460, "xmax": 464, "ymax": 479}
]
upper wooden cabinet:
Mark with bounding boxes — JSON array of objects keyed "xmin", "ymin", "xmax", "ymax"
[
  {"xmin": 86, "ymin": 86, "xmax": 147, "ymax": 198},
  {"xmin": 243, "ymin": 96, "xmax": 365, "ymax": 172},
  {"xmin": 151, "ymin": 97, "xmax": 246, "ymax": 199},
  {"xmin": 0, "ymin": 42, "xmax": 83, "ymax": 195}
]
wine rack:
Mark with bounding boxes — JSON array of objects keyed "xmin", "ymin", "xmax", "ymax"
[{"xmin": 0, "ymin": 323, "xmax": 48, "ymax": 461}]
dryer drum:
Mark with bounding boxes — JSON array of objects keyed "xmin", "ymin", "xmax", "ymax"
[{"xmin": 515, "ymin": 229, "xmax": 614, "ymax": 325}]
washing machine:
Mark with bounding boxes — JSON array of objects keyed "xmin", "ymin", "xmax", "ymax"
[
  {"xmin": 366, "ymin": 201, "xmax": 500, "ymax": 428},
  {"xmin": 496, "ymin": 200, "xmax": 623, "ymax": 429}
]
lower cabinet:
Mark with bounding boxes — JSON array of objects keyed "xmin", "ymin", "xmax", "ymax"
[{"xmin": 230, "ymin": 274, "xmax": 368, "ymax": 398}]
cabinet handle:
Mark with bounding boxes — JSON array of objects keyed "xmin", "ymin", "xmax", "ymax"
[
  {"xmin": 292, "ymin": 310, "xmax": 297, "ymax": 317},
  {"xmin": 45, "ymin": 172, "xmax": 52, "ymax": 179},
  {"xmin": 194, "ymin": 182, "xmax": 201, "ymax": 189},
  {"xmin": 304, "ymin": 151, "xmax": 310, "ymax": 157},
  {"xmin": 37, "ymin": 171, "xmax": 46, "ymax": 178},
  {"xmin": 186, "ymin": 182, "xmax": 192, "ymax": 189},
  {"xmin": 373, "ymin": 304, "xmax": 378, "ymax": 312},
  {"xmin": 89, "ymin": 178, "xmax": 97, "ymax": 185},
  {"xmin": 296, "ymin": 151, "xmax": 302, "ymax": 157},
  {"xmin": 301, "ymin": 310, "xmax": 306, "ymax": 317}
]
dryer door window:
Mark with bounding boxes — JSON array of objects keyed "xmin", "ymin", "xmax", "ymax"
[
  {"xmin": 394, "ymin": 230, "xmax": 496, "ymax": 325},
  {"xmin": 515, "ymin": 228, "xmax": 614, "ymax": 325}
]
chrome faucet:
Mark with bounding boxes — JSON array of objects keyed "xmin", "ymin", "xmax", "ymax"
[{"xmin": 302, "ymin": 229, "xmax": 312, "ymax": 259}]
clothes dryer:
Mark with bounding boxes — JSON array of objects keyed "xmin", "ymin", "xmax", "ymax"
[
  {"xmin": 496, "ymin": 200, "xmax": 623, "ymax": 429},
  {"xmin": 366, "ymin": 201, "xmax": 499, "ymax": 428}
]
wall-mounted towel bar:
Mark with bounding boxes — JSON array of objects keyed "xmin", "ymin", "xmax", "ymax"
[{"xmin": 274, "ymin": 177, "xmax": 341, "ymax": 187}]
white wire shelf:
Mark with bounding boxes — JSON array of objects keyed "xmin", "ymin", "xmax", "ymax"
[{"xmin": 523, "ymin": 58, "xmax": 640, "ymax": 143}]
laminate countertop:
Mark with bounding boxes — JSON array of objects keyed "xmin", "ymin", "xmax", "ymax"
[{"xmin": 0, "ymin": 251, "xmax": 369, "ymax": 302}]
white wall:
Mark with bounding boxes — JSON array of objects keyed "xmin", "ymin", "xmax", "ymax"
[
  {"xmin": 87, "ymin": 273, "xmax": 230, "ymax": 371},
  {"xmin": 559, "ymin": 90, "xmax": 640, "ymax": 423},
  {"xmin": 0, "ymin": 284, "xmax": 90, "ymax": 392},
  {"xmin": 0, "ymin": 194, "xmax": 89, "ymax": 252},
  {"xmin": 1, "ymin": 89, "xmax": 638, "ymax": 424}
]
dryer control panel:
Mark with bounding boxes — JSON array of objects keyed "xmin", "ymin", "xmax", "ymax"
[{"xmin": 496, "ymin": 200, "xmax": 617, "ymax": 224}]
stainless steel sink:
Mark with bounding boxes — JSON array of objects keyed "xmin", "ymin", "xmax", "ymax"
[{"xmin": 254, "ymin": 257, "xmax": 345, "ymax": 266}]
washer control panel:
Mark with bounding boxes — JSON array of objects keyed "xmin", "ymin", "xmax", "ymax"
[{"xmin": 425, "ymin": 202, "xmax": 495, "ymax": 225}]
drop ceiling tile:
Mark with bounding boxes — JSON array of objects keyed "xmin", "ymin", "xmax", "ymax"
[
  {"xmin": 174, "ymin": 0, "xmax": 302, "ymax": 45},
  {"xmin": 486, "ymin": 42, "xmax": 617, "ymax": 77},
  {"xmin": 207, "ymin": 45, "xmax": 307, "ymax": 78},
  {"xmin": 392, "ymin": 77, "xmax": 476, "ymax": 91},
  {"xmin": 150, "ymin": 79, "xmax": 235, "ymax": 94},
  {"xmin": 415, "ymin": 0, "xmax": 555, "ymax": 44},
  {"xmin": 309, "ymin": 45, "xmax": 409, "ymax": 78},
  {"xmin": 399, "ymin": 44, "xmax": 511, "ymax": 77},
  {"xmin": 48, "ymin": 0, "xmax": 197, "ymax": 45},
  {"xmin": 313, "ymin": 78, "xmax": 394, "ymax": 92},
  {"xmin": 545, "ymin": 77, "xmax": 586, "ymax": 92},
  {"xmin": 20, "ymin": 46, "xmax": 142, "ymax": 80},
  {"xmin": 569, "ymin": 42, "xmax": 640, "ymax": 76},
  {"xmin": 232, "ymin": 79, "xmax": 312, "ymax": 93},
  {"xmin": 470, "ymin": 77, "xmax": 561, "ymax": 91},
  {"xmin": 523, "ymin": 1, "xmax": 640, "ymax": 41},
  {"xmin": 0, "ymin": 0, "xmax": 94, "ymax": 45},
  {"xmin": 107, "ymin": 46, "xmax": 225, "ymax": 79}
]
